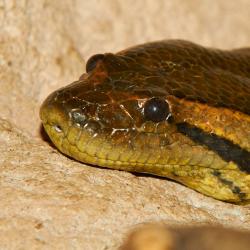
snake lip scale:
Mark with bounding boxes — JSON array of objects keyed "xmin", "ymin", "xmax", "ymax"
[{"xmin": 40, "ymin": 40, "xmax": 250, "ymax": 204}]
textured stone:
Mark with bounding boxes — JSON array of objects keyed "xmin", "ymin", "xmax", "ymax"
[
  {"xmin": 0, "ymin": 1, "xmax": 250, "ymax": 249},
  {"xmin": 120, "ymin": 224, "xmax": 250, "ymax": 250}
]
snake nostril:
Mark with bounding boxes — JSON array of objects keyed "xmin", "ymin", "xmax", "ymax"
[
  {"xmin": 53, "ymin": 124, "xmax": 63, "ymax": 133},
  {"xmin": 86, "ymin": 54, "xmax": 105, "ymax": 73}
]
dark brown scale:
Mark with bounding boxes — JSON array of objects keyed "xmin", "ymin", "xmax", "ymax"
[{"xmin": 114, "ymin": 41, "xmax": 250, "ymax": 114}]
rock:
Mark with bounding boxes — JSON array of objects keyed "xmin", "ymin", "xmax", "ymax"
[
  {"xmin": 120, "ymin": 224, "xmax": 250, "ymax": 250},
  {"xmin": 0, "ymin": 1, "xmax": 250, "ymax": 249}
]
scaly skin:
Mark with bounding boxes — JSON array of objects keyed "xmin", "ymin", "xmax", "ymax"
[{"xmin": 40, "ymin": 40, "xmax": 250, "ymax": 203}]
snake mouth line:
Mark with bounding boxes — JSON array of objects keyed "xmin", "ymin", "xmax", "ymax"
[
  {"xmin": 42, "ymin": 121, "xmax": 242, "ymax": 176},
  {"xmin": 43, "ymin": 117, "xmax": 249, "ymax": 173}
]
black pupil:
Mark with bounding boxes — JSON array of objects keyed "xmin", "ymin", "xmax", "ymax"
[
  {"xmin": 86, "ymin": 54, "xmax": 105, "ymax": 73},
  {"xmin": 144, "ymin": 97, "xmax": 169, "ymax": 122}
]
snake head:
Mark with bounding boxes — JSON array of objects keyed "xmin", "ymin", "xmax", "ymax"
[
  {"xmin": 40, "ymin": 41, "xmax": 250, "ymax": 203},
  {"xmin": 40, "ymin": 53, "xmax": 177, "ymax": 166}
]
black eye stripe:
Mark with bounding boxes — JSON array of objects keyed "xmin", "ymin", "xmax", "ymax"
[
  {"xmin": 177, "ymin": 122, "xmax": 250, "ymax": 174},
  {"xmin": 143, "ymin": 97, "xmax": 170, "ymax": 122},
  {"xmin": 86, "ymin": 54, "xmax": 105, "ymax": 73}
]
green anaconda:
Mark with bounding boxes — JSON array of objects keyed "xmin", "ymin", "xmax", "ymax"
[{"xmin": 40, "ymin": 40, "xmax": 250, "ymax": 203}]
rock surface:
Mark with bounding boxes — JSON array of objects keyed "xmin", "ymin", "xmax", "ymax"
[{"xmin": 0, "ymin": 1, "xmax": 250, "ymax": 249}]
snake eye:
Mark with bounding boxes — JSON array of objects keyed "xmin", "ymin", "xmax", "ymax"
[
  {"xmin": 86, "ymin": 54, "xmax": 105, "ymax": 73},
  {"xmin": 144, "ymin": 97, "xmax": 170, "ymax": 122}
]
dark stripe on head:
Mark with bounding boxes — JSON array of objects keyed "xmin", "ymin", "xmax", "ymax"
[
  {"xmin": 176, "ymin": 122, "xmax": 250, "ymax": 174},
  {"xmin": 213, "ymin": 170, "xmax": 246, "ymax": 200}
]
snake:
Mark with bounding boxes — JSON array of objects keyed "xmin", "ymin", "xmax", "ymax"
[{"xmin": 40, "ymin": 40, "xmax": 250, "ymax": 204}]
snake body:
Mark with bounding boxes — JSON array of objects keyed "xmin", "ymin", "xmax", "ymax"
[{"xmin": 40, "ymin": 40, "xmax": 250, "ymax": 203}]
